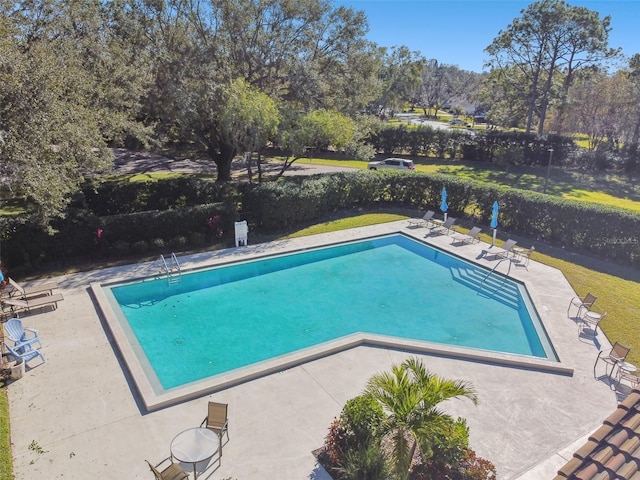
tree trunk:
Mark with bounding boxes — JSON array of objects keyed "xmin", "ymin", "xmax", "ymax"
[
  {"xmin": 212, "ymin": 142, "xmax": 237, "ymax": 182},
  {"xmin": 257, "ymin": 151, "xmax": 263, "ymax": 184},
  {"xmin": 245, "ymin": 152, "xmax": 253, "ymax": 183}
]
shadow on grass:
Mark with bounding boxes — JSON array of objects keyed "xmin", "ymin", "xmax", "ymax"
[{"xmin": 429, "ymin": 160, "xmax": 640, "ymax": 204}]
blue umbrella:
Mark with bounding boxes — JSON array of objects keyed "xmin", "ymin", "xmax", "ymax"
[
  {"xmin": 490, "ymin": 201, "xmax": 499, "ymax": 245},
  {"xmin": 440, "ymin": 187, "xmax": 448, "ymax": 221}
]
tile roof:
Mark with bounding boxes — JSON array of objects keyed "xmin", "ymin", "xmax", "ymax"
[{"xmin": 555, "ymin": 389, "xmax": 640, "ymax": 480}]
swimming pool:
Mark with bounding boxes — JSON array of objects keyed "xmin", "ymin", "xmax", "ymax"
[{"xmin": 98, "ymin": 233, "xmax": 558, "ymax": 408}]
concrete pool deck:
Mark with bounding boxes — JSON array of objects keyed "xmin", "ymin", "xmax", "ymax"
[{"xmin": 5, "ymin": 221, "xmax": 623, "ymax": 479}]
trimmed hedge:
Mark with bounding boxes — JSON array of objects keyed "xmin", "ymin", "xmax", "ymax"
[
  {"xmin": 2, "ymin": 171, "xmax": 638, "ymax": 271},
  {"xmin": 80, "ymin": 177, "xmax": 238, "ymax": 215},
  {"xmin": 244, "ymin": 171, "xmax": 640, "ymax": 266},
  {"xmin": 368, "ymin": 125, "xmax": 575, "ymax": 165},
  {"xmin": 1, "ymin": 203, "xmax": 232, "ymax": 270}
]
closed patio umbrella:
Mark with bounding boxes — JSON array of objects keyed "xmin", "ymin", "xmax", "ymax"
[
  {"xmin": 440, "ymin": 187, "xmax": 448, "ymax": 222},
  {"xmin": 490, "ymin": 201, "xmax": 499, "ymax": 246}
]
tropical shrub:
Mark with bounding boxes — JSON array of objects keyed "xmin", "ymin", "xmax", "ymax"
[
  {"xmin": 322, "ymin": 395, "xmax": 388, "ymax": 480},
  {"xmin": 364, "ymin": 357, "xmax": 478, "ymax": 480},
  {"xmin": 321, "ymin": 359, "xmax": 492, "ymax": 480}
]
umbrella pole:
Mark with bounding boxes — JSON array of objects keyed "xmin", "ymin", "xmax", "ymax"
[
  {"xmin": 492, "ymin": 228, "xmax": 497, "ymax": 246},
  {"xmin": 444, "ymin": 212, "xmax": 447, "ymax": 222}
]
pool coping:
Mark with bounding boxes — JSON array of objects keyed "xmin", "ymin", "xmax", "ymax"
[{"xmin": 90, "ymin": 228, "xmax": 574, "ymax": 412}]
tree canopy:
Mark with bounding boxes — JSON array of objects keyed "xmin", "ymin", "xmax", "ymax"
[
  {"xmin": 485, "ymin": 0, "xmax": 618, "ymax": 134},
  {"xmin": 138, "ymin": 0, "xmax": 380, "ymax": 181},
  {"xmin": 0, "ymin": 0, "xmax": 151, "ymax": 226}
]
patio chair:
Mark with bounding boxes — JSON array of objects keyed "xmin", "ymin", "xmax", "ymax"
[
  {"xmin": 567, "ymin": 292, "xmax": 597, "ymax": 319},
  {"xmin": 201, "ymin": 401, "xmax": 230, "ymax": 452},
  {"xmin": 7, "ymin": 277, "xmax": 58, "ymax": 299},
  {"xmin": 5, "ymin": 341, "xmax": 45, "ymax": 365},
  {"xmin": 427, "ymin": 217, "xmax": 456, "ymax": 236},
  {"xmin": 512, "ymin": 245, "xmax": 535, "ymax": 268},
  {"xmin": 450, "ymin": 226, "xmax": 482, "ymax": 246},
  {"xmin": 594, "ymin": 342, "xmax": 630, "ymax": 379},
  {"xmin": 486, "ymin": 239, "xmax": 517, "ymax": 260},
  {"xmin": 407, "ymin": 210, "xmax": 435, "ymax": 228},
  {"xmin": 579, "ymin": 311, "xmax": 607, "ymax": 337},
  {"xmin": 2, "ymin": 292, "xmax": 64, "ymax": 313},
  {"xmin": 619, "ymin": 371, "xmax": 640, "ymax": 389},
  {"xmin": 3, "ymin": 318, "xmax": 42, "ymax": 351},
  {"xmin": 146, "ymin": 458, "xmax": 189, "ymax": 480}
]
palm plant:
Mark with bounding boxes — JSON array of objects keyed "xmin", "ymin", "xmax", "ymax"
[{"xmin": 364, "ymin": 357, "xmax": 478, "ymax": 480}]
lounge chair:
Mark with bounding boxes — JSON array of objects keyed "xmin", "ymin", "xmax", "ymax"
[
  {"xmin": 567, "ymin": 292, "xmax": 597, "ymax": 319},
  {"xmin": 594, "ymin": 342, "xmax": 630, "ymax": 379},
  {"xmin": 4, "ymin": 318, "xmax": 42, "ymax": 351},
  {"xmin": 7, "ymin": 277, "xmax": 58, "ymax": 299},
  {"xmin": 450, "ymin": 226, "xmax": 482, "ymax": 246},
  {"xmin": 427, "ymin": 217, "xmax": 456, "ymax": 236},
  {"xmin": 201, "ymin": 401, "xmax": 230, "ymax": 453},
  {"xmin": 5, "ymin": 341, "xmax": 45, "ymax": 365},
  {"xmin": 3, "ymin": 293, "xmax": 64, "ymax": 313},
  {"xmin": 486, "ymin": 239, "xmax": 517, "ymax": 260},
  {"xmin": 146, "ymin": 459, "xmax": 189, "ymax": 480},
  {"xmin": 407, "ymin": 210, "xmax": 435, "ymax": 228}
]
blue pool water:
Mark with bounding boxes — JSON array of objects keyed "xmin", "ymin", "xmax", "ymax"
[{"xmin": 106, "ymin": 234, "xmax": 555, "ymax": 390}]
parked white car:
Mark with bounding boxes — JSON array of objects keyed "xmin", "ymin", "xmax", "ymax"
[
  {"xmin": 368, "ymin": 158, "xmax": 415, "ymax": 171},
  {"xmin": 448, "ymin": 118, "xmax": 471, "ymax": 128}
]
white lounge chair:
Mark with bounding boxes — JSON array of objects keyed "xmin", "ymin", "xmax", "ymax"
[
  {"xmin": 451, "ymin": 226, "xmax": 482, "ymax": 245},
  {"xmin": 3, "ymin": 293, "xmax": 64, "ymax": 313},
  {"xmin": 407, "ymin": 210, "xmax": 435, "ymax": 228},
  {"xmin": 7, "ymin": 277, "xmax": 59, "ymax": 299},
  {"xmin": 427, "ymin": 217, "xmax": 456, "ymax": 236},
  {"xmin": 486, "ymin": 239, "xmax": 517, "ymax": 260}
]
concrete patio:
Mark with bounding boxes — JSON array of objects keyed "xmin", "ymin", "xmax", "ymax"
[{"xmin": 5, "ymin": 221, "xmax": 622, "ymax": 479}]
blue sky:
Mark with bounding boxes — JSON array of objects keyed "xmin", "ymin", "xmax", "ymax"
[{"xmin": 334, "ymin": 0, "xmax": 640, "ymax": 72}]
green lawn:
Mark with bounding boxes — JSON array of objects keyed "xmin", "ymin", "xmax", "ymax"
[
  {"xmin": 299, "ymin": 157, "xmax": 640, "ymax": 212},
  {"xmin": 0, "ymin": 388, "xmax": 10, "ymax": 480}
]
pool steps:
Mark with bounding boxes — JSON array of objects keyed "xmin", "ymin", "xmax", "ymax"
[{"xmin": 449, "ymin": 262, "xmax": 521, "ymax": 310}]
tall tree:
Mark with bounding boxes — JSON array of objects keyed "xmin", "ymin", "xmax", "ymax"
[
  {"xmin": 0, "ymin": 0, "xmax": 149, "ymax": 226},
  {"xmin": 374, "ymin": 46, "xmax": 425, "ymax": 115},
  {"xmin": 561, "ymin": 71, "xmax": 626, "ymax": 151},
  {"xmin": 218, "ymin": 78, "xmax": 280, "ymax": 182},
  {"xmin": 415, "ymin": 60, "xmax": 477, "ymax": 117},
  {"xmin": 485, "ymin": 0, "xmax": 616, "ymax": 134},
  {"xmin": 365, "ymin": 357, "xmax": 477, "ymax": 480},
  {"xmin": 625, "ymin": 54, "xmax": 640, "ymax": 146},
  {"xmin": 138, "ymin": 0, "xmax": 379, "ymax": 181},
  {"xmin": 276, "ymin": 109, "xmax": 355, "ymax": 178}
]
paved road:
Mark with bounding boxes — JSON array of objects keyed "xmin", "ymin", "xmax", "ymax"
[
  {"xmin": 112, "ymin": 148, "xmax": 356, "ymax": 177},
  {"xmin": 394, "ymin": 112, "xmax": 453, "ymax": 130}
]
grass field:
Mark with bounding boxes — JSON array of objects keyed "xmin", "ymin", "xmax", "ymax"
[
  {"xmin": 298, "ymin": 157, "xmax": 640, "ymax": 212},
  {"xmin": 0, "ymin": 389, "xmax": 10, "ymax": 480}
]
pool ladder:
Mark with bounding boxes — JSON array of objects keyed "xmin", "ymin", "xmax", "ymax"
[
  {"xmin": 160, "ymin": 253, "xmax": 181, "ymax": 285},
  {"xmin": 479, "ymin": 258, "xmax": 512, "ymax": 297}
]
